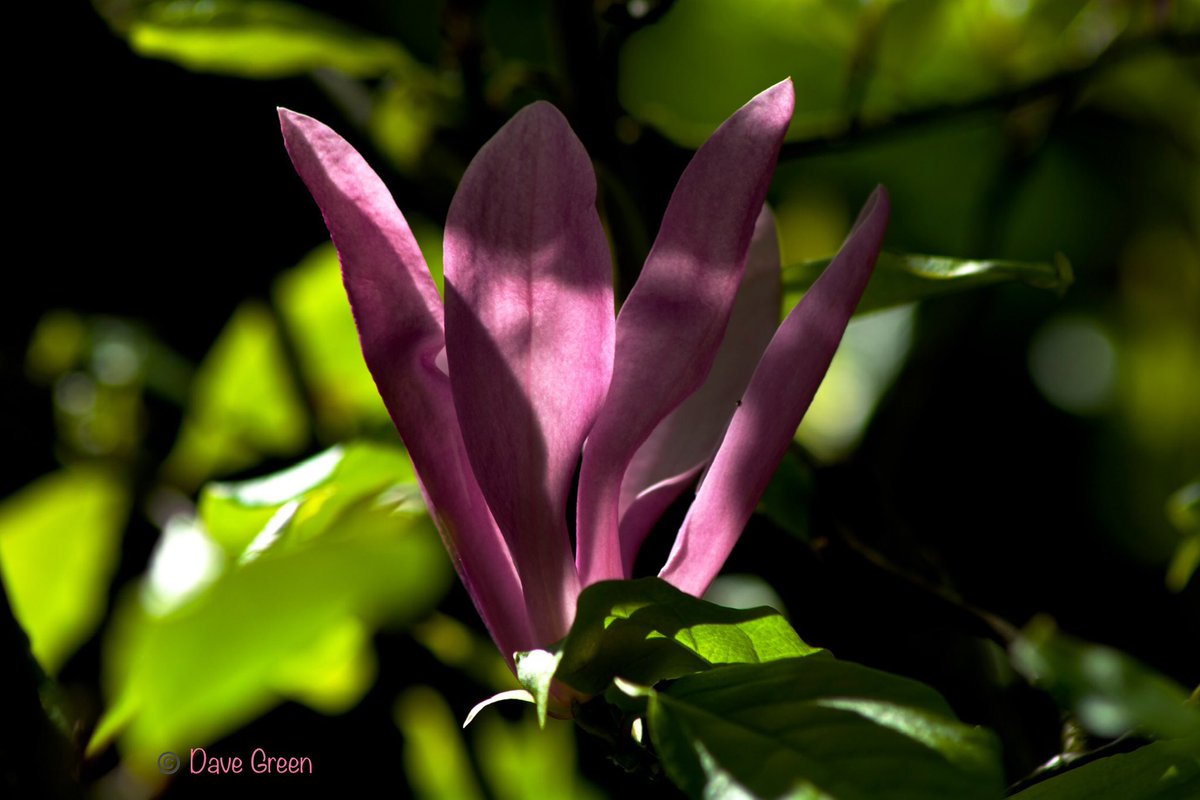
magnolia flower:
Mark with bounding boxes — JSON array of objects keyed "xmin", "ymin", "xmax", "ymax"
[{"xmin": 279, "ymin": 79, "xmax": 889, "ymax": 665}]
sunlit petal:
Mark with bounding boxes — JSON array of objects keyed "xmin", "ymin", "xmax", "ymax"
[
  {"xmin": 617, "ymin": 206, "xmax": 782, "ymax": 574},
  {"xmin": 279, "ymin": 109, "xmax": 533, "ymax": 658},
  {"xmin": 444, "ymin": 103, "xmax": 612, "ymax": 642},
  {"xmin": 661, "ymin": 187, "xmax": 891, "ymax": 595},
  {"xmin": 576, "ymin": 79, "xmax": 795, "ymax": 586}
]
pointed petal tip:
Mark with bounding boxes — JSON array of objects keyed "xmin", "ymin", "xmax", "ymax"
[
  {"xmin": 754, "ymin": 78, "xmax": 796, "ymax": 122},
  {"xmin": 869, "ymin": 183, "xmax": 891, "ymax": 210},
  {"xmin": 276, "ymin": 106, "xmax": 301, "ymax": 126},
  {"xmin": 851, "ymin": 185, "xmax": 892, "ymax": 235},
  {"xmin": 277, "ymin": 108, "xmax": 325, "ymax": 144}
]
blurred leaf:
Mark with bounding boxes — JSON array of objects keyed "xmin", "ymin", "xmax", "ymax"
[
  {"xmin": 1166, "ymin": 481, "xmax": 1200, "ymax": 592},
  {"xmin": 782, "ymin": 251, "xmax": 1072, "ymax": 318},
  {"xmin": 165, "ymin": 302, "xmax": 308, "ymax": 487},
  {"xmin": 549, "ymin": 578, "xmax": 820, "ymax": 698},
  {"xmin": 618, "ymin": 0, "xmax": 1174, "ymax": 147},
  {"xmin": 273, "ymin": 244, "xmax": 389, "ymax": 438},
  {"xmin": 756, "ymin": 448, "xmax": 815, "ymax": 540},
  {"xmin": 396, "ymin": 686, "xmax": 486, "ymax": 800},
  {"xmin": 1009, "ymin": 739, "xmax": 1200, "ymax": 800},
  {"xmin": 99, "ymin": 0, "xmax": 413, "ymax": 78},
  {"xmin": 25, "ymin": 310, "xmax": 86, "ymax": 382},
  {"xmin": 271, "ymin": 616, "xmax": 376, "ymax": 713},
  {"xmin": 370, "ymin": 79, "xmax": 444, "ymax": 172},
  {"xmin": 412, "ymin": 613, "xmax": 517, "ymax": 693},
  {"xmin": 619, "ymin": 0, "xmax": 860, "ymax": 146},
  {"xmin": 1010, "ymin": 617, "xmax": 1200, "ymax": 741},
  {"xmin": 642, "ymin": 657, "xmax": 1005, "ymax": 800},
  {"xmin": 196, "ymin": 440, "xmax": 420, "ymax": 558},
  {"xmin": 474, "ymin": 710, "xmax": 602, "ymax": 800},
  {"xmin": 94, "ymin": 444, "xmax": 451, "ymax": 776},
  {"xmin": 796, "ymin": 304, "xmax": 916, "ymax": 461},
  {"xmin": 0, "ymin": 468, "xmax": 128, "ymax": 674}
]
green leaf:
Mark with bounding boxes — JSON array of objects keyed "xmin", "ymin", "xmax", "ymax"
[
  {"xmin": 165, "ymin": 302, "xmax": 308, "ymax": 486},
  {"xmin": 106, "ymin": 0, "xmax": 413, "ymax": 79},
  {"xmin": 473, "ymin": 708, "xmax": 603, "ymax": 800},
  {"xmin": 93, "ymin": 444, "xmax": 452, "ymax": 777},
  {"xmin": 553, "ymin": 578, "xmax": 820, "ymax": 697},
  {"xmin": 618, "ymin": 1, "xmax": 1176, "ymax": 148},
  {"xmin": 1010, "ymin": 617, "xmax": 1200, "ymax": 741},
  {"xmin": 273, "ymin": 244, "xmax": 390, "ymax": 437},
  {"xmin": 397, "ymin": 683, "xmax": 601, "ymax": 800},
  {"xmin": 396, "ymin": 686, "xmax": 487, "ymax": 800},
  {"xmin": 618, "ymin": 0, "xmax": 861, "ymax": 147},
  {"xmin": 196, "ymin": 441, "xmax": 417, "ymax": 556},
  {"xmin": 782, "ymin": 252, "xmax": 1072, "ymax": 318},
  {"xmin": 1009, "ymin": 739, "xmax": 1200, "ymax": 800},
  {"xmin": 1166, "ymin": 481, "xmax": 1200, "ymax": 592},
  {"xmin": 647, "ymin": 658, "xmax": 1005, "ymax": 800},
  {"xmin": 756, "ymin": 448, "xmax": 815, "ymax": 540},
  {"xmin": 0, "ymin": 468, "xmax": 129, "ymax": 674}
]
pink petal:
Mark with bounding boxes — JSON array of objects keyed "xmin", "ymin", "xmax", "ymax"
[
  {"xmin": 617, "ymin": 206, "xmax": 783, "ymax": 574},
  {"xmin": 660, "ymin": 186, "xmax": 891, "ymax": 596},
  {"xmin": 444, "ymin": 103, "xmax": 612, "ymax": 643},
  {"xmin": 279, "ymin": 109, "xmax": 534, "ymax": 659},
  {"xmin": 575, "ymin": 79, "xmax": 795, "ymax": 587}
]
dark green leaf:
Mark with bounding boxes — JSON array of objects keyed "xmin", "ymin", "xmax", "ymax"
[
  {"xmin": 1010, "ymin": 617, "xmax": 1200, "ymax": 741},
  {"xmin": 1166, "ymin": 481, "xmax": 1200, "ymax": 592},
  {"xmin": 1009, "ymin": 739, "xmax": 1200, "ymax": 800},
  {"xmin": 645, "ymin": 658, "xmax": 1005, "ymax": 800},
  {"xmin": 756, "ymin": 448, "xmax": 815, "ymax": 540},
  {"xmin": 782, "ymin": 252, "xmax": 1072, "ymax": 318},
  {"xmin": 553, "ymin": 578, "xmax": 819, "ymax": 696}
]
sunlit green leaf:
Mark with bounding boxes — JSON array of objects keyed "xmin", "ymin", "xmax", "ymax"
[
  {"xmin": 619, "ymin": 0, "xmax": 860, "ymax": 146},
  {"xmin": 473, "ymin": 709, "xmax": 602, "ymax": 800},
  {"xmin": 618, "ymin": 0, "xmax": 1175, "ymax": 147},
  {"xmin": 551, "ymin": 578, "xmax": 820, "ymax": 697},
  {"xmin": 93, "ymin": 444, "xmax": 451, "ymax": 777},
  {"xmin": 0, "ymin": 468, "xmax": 129, "ymax": 674},
  {"xmin": 165, "ymin": 302, "xmax": 308, "ymax": 487},
  {"xmin": 1010, "ymin": 617, "xmax": 1200, "ymax": 741},
  {"xmin": 396, "ymin": 686, "xmax": 486, "ymax": 800},
  {"xmin": 274, "ymin": 244, "xmax": 389, "ymax": 438},
  {"xmin": 646, "ymin": 657, "xmax": 1005, "ymax": 800},
  {"xmin": 782, "ymin": 251, "xmax": 1072, "ymax": 318},
  {"xmin": 1009, "ymin": 738, "xmax": 1200, "ymax": 800},
  {"xmin": 104, "ymin": 0, "xmax": 412, "ymax": 78},
  {"xmin": 370, "ymin": 80, "xmax": 443, "ymax": 172},
  {"xmin": 795, "ymin": 304, "xmax": 916, "ymax": 461}
]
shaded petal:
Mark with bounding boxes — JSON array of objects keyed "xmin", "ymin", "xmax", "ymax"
[
  {"xmin": 444, "ymin": 102, "xmax": 611, "ymax": 643},
  {"xmin": 575, "ymin": 79, "xmax": 795, "ymax": 586},
  {"xmin": 279, "ymin": 109, "xmax": 533, "ymax": 658},
  {"xmin": 660, "ymin": 187, "xmax": 891, "ymax": 595},
  {"xmin": 617, "ymin": 206, "xmax": 782, "ymax": 574}
]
